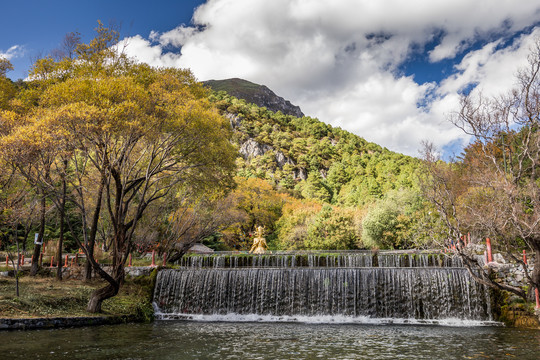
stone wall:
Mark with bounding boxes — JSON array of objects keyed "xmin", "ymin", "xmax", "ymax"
[
  {"xmin": 60, "ymin": 265, "xmax": 155, "ymax": 280},
  {"xmin": 0, "ymin": 315, "xmax": 138, "ymax": 330},
  {"xmin": 488, "ymin": 254, "xmax": 536, "ymax": 290},
  {"xmin": 0, "ymin": 266, "xmax": 156, "ymax": 280},
  {"xmin": 488, "ymin": 253, "xmax": 540, "ymax": 328}
]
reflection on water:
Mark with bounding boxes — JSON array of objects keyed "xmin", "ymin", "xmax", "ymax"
[{"xmin": 1, "ymin": 321, "xmax": 539, "ymax": 360}]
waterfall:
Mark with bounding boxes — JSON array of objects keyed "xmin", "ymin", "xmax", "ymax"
[
  {"xmin": 153, "ymin": 266, "xmax": 493, "ymax": 323},
  {"xmin": 176, "ymin": 253, "xmax": 463, "ymax": 268}
]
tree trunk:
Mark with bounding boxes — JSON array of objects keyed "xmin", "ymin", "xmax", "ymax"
[
  {"xmin": 56, "ymin": 173, "xmax": 66, "ymax": 280},
  {"xmin": 86, "ymin": 219, "xmax": 130, "ymax": 313},
  {"xmin": 85, "ymin": 177, "xmax": 104, "ymax": 281},
  {"xmin": 532, "ymin": 246, "xmax": 540, "ymax": 299},
  {"xmin": 167, "ymin": 242, "xmax": 192, "ymax": 263},
  {"xmin": 30, "ymin": 243, "xmax": 41, "ymax": 276},
  {"xmin": 21, "ymin": 227, "xmax": 30, "ymax": 253},
  {"xmin": 30, "ymin": 193, "xmax": 46, "ymax": 276},
  {"xmin": 84, "ymin": 257, "xmax": 93, "ymax": 280},
  {"xmin": 13, "ymin": 225, "xmax": 20, "ymax": 297},
  {"xmin": 86, "ymin": 266, "xmax": 123, "ymax": 313},
  {"xmin": 87, "ymin": 281, "xmax": 118, "ymax": 313}
]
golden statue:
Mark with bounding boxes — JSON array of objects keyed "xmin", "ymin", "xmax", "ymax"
[{"xmin": 249, "ymin": 226, "xmax": 268, "ymax": 254}]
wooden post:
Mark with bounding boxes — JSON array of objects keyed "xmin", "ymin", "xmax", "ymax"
[
  {"xmin": 523, "ymin": 250, "xmax": 527, "ymax": 265},
  {"xmin": 535, "ymin": 288, "xmax": 540, "ymax": 309},
  {"xmin": 486, "ymin": 238, "xmax": 493, "ymax": 263},
  {"xmin": 50, "ymin": 256, "xmax": 54, "ymax": 268},
  {"xmin": 75, "ymin": 253, "xmax": 78, "ymax": 266},
  {"xmin": 21, "ymin": 254, "xmax": 25, "ymax": 265},
  {"xmin": 162, "ymin": 253, "xmax": 167, "ymax": 266},
  {"xmin": 151, "ymin": 250, "xmax": 156, "ymax": 267},
  {"xmin": 128, "ymin": 253, "xmax": 132, "ymax": 267},
  {"xmin": 64, "ymin": 254, "xmax": 68, "ymax": 267},
  {"xmin": 39, "ymin": 253, "xmax": 43, "ymax": 266}
]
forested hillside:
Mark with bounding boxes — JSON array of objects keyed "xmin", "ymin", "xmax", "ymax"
[
  {"xmin": 212, "ymin": 89, "xmax": 420, "ymax": 203},
  {"xmin": 199, "ymin": 86, "xmax": 438, "ymax": 251}
]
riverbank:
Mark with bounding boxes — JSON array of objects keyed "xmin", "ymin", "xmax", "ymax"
[
  {"xmin": 0, "ymin": 271, "xmax": 155, "ymax": 330},
  {"xmin": 0, "ymin": 315, "xmax": 140, "ymax": 330}
]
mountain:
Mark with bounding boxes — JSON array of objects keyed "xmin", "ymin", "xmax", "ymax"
[
  {"xmin": 202, "ymin": 79, "xmax": 433, "ymax": 251},
  {"xmin": 207, "ymin": 83, "xmax": 422, "ymax": 206},
  {"xmin": 203, "ymin": 78, "xmax": 304, "ymax": 118}
]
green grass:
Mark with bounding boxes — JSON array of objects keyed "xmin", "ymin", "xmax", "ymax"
[{"xmin": 0, "ymin": 274, "xmax": 154, "ymax": 320}]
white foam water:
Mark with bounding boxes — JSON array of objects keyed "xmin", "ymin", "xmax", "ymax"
[{"xmin": 153, "ymin": 311, "xmax": 502, "ymax": 327}]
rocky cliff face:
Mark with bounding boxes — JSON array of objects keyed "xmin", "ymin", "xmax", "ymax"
[
  {"xmin": 204, "ymin": 78, "xmax": 304, "ymax": 118},
  {"xmin": 251, "ymin": 84, "xmax": 304, "ymax": 118},
  {"xmin": 239, "ymin": 138, "xmax": 304, "ymax": 179},
  {"xmin": 239, "ymin": 138, "xmax": 273, "ymax": 159}
]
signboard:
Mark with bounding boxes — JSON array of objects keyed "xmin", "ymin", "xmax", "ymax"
[{"xmin": 34, "ymin": 233, "xmax": 43, "ymax": 245}]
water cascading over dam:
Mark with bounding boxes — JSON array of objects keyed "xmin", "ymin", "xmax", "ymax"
[{"xmin": 153, "ymin": 252, "xmax": 495, "ymax": 325}]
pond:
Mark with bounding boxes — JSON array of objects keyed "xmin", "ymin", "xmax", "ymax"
[{"xmin": 1, "ymin": 320, "xmax": 539, "ymax": 359}]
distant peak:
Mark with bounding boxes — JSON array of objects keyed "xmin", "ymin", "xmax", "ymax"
[{"xmin": 203, "ymin": 78, "xmax": 304, "ymax": 118}]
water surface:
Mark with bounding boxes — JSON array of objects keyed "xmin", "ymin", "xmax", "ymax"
[{"xmin": 2, "ymin": 321, "xmax": 539, "ymax": 359}]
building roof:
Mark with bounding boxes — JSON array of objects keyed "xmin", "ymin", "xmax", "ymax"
[{"xmin": 187, "ymin": 243, "xmax": 214, "ymax": 254}]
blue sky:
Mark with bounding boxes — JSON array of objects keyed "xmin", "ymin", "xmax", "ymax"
[
  {"xmin": 2, "ymin": 1, "xmax": 540, "ymax": 158},
  {"xmin": 2, "ymin": 0, "xmax": 205, "ymax": 80}
]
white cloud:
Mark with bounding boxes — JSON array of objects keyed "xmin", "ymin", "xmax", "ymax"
[
  {"xmin": 154, "ymin": 26, "xmax": 200, "ymax": 48},
  {"xmin": 118, "ymin": 0, "xmax": 540, "ymax": 156},
  {"xmin": 118, "ymin": 35, "xmax": 182, "ymax": 68},
  {"xmin": 439, "ymin": 29, "xmax": 540, "ymax": 98},
  {"xmin": 298, "ymin": 72, "xmax": 465, "ymax": 156},
  {"xmin": 0, "ymin": 45, "xmax": 23, "ymax": 60}
]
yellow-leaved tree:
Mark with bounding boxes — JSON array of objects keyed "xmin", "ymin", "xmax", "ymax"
[{"xmin": 0, "ymin": 23, "xmax": 237, "ymax": 312}]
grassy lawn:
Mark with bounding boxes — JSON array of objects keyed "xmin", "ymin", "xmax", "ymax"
[{"xmin": 0, "ymin": 273, "xmax": 155, "ymax": 320}]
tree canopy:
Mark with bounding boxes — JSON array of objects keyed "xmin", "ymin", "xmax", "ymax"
[
  {"xmin": 422, "ymin": 38, "xmax": 540, "ymax": 302},
  {"xmin": 0, "ymin": 23, "xmax": 236, "ymax": 311}
]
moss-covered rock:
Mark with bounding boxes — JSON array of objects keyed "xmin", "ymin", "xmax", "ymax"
[{"xmin": 498, "ymin": 304, "xmax": 540, "ymax": 329}]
